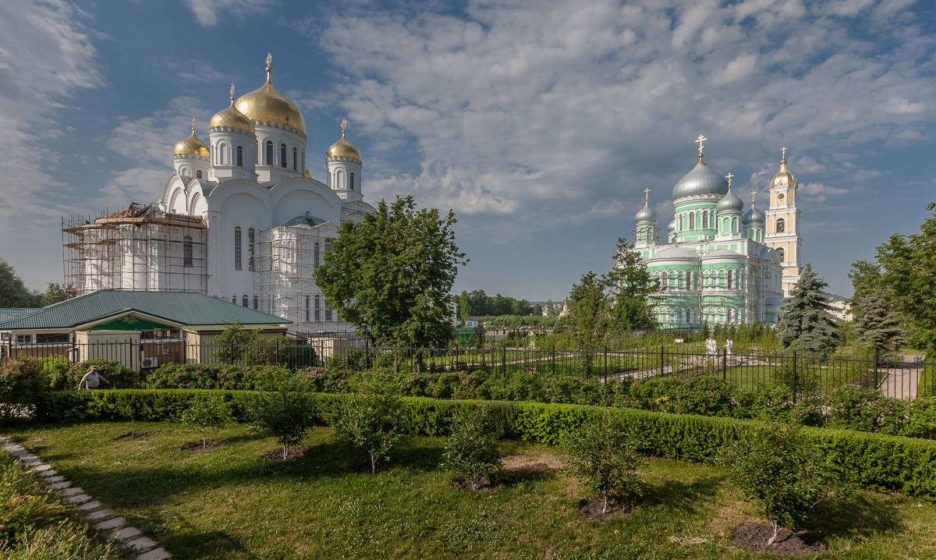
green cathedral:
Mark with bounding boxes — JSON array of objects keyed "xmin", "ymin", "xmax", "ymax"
[{"xmin": 631, "ymin": 136, "xmax": 784, "ymax": 329}]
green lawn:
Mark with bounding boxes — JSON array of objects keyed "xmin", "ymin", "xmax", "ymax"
[{"xmin": 7, "ymin": 422, "xmax": 936, "ymax": 559}]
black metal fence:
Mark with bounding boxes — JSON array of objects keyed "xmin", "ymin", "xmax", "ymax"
[{"xmin": 2, "ymin": 339, "xmax": 931, "ymax": 400}]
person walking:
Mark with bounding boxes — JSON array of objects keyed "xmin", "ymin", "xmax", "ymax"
[{"xmin": 77, "ymin": 366, "xmax": 108, "ymax": 390}]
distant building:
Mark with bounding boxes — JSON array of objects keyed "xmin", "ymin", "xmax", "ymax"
[
  {"xmin": 629, "ymin": 135, "xmax": 787, "ymax": 329},
  {"xmin": 827, "ymin": 297, "xmax": 854, "ymax": 322}
]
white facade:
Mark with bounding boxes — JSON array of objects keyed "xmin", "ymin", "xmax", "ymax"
[{"xmin": 65, "ymin": 54, "xmax": 373, "ymax": 333}]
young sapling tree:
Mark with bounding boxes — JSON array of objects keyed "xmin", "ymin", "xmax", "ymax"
[
  {"xmin": 332, "ymin": 376, "xmax": 404, "ymax": 473},
  {"xmin": 442, "ymin": 407, "xmax": 501, "ymax": 490},
  {"xmin": 181, "ymin": 395, "xmax": 232, "ymax": 449},
  {"xmin": 249, "ymin": 376, "xmax": 317, "ymax": 460}
]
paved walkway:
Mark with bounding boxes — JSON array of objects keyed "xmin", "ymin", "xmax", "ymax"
[
  {"xmin": 879, "ymin": 355, "xmax": 924, "ymax": 400},
  {"xmin": 0, "ymin": 435, "xmax": 172, "ymax": 560}
]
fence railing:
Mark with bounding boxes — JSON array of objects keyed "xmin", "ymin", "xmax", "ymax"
[{"xmin": 1, "ymin": 339, "xmax": 931, "ymax": 401}]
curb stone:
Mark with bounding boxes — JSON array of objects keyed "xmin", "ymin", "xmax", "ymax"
[{"xmin": 0, "ymin": 435, "xmax": 171, "ymax": 559}]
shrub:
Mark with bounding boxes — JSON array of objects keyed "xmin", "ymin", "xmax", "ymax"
[
  {"xmin": 332, "ymin": 376, "xmax": 405, "ymax": 473},
  {"xmin": 44, "ymin": 359, "xmax": 139, "ymax": 391},
  {"xmin": 0, "ymin": 360, "xmax": 46, "ymax": 424},
  {"xmin": 828, "ymin": 385, "xmax": 887, "ymax": 433},
  {"xmin": 672, "ymin": 376, "xmax": 736, "ymax": 416},
  {"xmin": 720, "ymin": 423, "xmax": 840, "ymax": 545},
  {"xmin": 902, "ymin": 398, "xmax": 936, "ymax": 439},
  {"xmin": 248, "ymin": 377, "xmax": 317, "ymax": 460},
  {"xmin": 563, "ymin": 414, "xmax": 643, "ymax": 515},
  {"xmin": 442, "ymin": 407, "xmax": 501, "ymax": 490},
  {"xmin": 181, "ymin": 395, "xmax": 233, "ymax": 449},
  {"xmin": 145, "ymin": 363, "xmax": 291, "ymax": 391}
]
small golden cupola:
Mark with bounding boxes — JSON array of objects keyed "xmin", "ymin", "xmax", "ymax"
[
  {"xmin": 173, "ymin": 118, "xmax": 209, "ymax": 158},
  {"xmin": 235, "ymin": 52, "xmax": 306, "ymax": 136},
  {"xmin": 769, "ymin": 146, "xmax": 797, "ymax": 189},
  {"xmin": 326, "ymin": 118, "xmax": 362, "ymax": 163},
  {"xmin": 210, "ymin": 83, "xmax": 256, "ymax": 135}
]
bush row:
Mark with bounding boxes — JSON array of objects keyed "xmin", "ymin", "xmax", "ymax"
[{"xmin": 31, "ymin": 389, "xmax": 936, "ymax": 500}]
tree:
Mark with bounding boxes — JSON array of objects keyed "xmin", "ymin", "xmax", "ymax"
[
  {"xmin": 607, "ymin": 239, "xmax": 658, "ymax": 333},
  {"xmin": 564, "ymin": 271, "xmax": 610, "ymax": 375},
  {"xmin": 332, "ymin": 376, "xmax": 404, "ymax": 474},
  {"xmin": 778, "ymin": 264, "xmax": 839, "ymax": 355},
  {"xmin": 854, "ymin": 295, "xmax": 904, "ymax": 357},
  {"xmin": 0, "ymin": 260, "xmax": 40, "ymax": 308},
  {"xmin": 720, "ymin": 424, "xmax": 838, "ymax": 546},
  {"xmin": 316, "ymin": 196, "xmax": 466, "ymax": 350},
  {"xmin": 249, "ymin": 376, "xmax": 317, "ymax": 460},
  {"xmin": 442, "ymin": 407, "xmax": 501, "ymax": 490},
  {"xmin": 39, "ymin": 283, "xmax": 71, "ymax": 306},
  {"xmin": 563, "ymin": 415, "xmax": 643, "ymax": 515},
  {"xmin": 848, "ymin": 260, "xmax": 882, "ymax": 322},
  {"xmin": 181, "ymin": 395, "xmax": 232, "ymax": 449}
]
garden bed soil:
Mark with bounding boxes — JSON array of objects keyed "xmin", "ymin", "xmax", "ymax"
[
  {"xmin": 180, "ymin": 439, "xmax": 222, "ymax": 451},
  {"xmin": 731, "ymin": 521, "xmax": 827, "ymax": 556},
  {"xmin": 261, "ymin": 447, "xmax": 307, "ymax": 462},
  {"xmin": 578, "ymin": 496, "xmax": 634, "ymax": 520},
  {"xmin": 113, "ymin": 431, "xmax": 149, "ymax": 441}
]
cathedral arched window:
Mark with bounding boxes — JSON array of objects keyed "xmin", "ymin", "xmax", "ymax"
[
  {"xmin": 247, "ymin": 228, "xmax": 255, "ymax": 271},
  {"xmin": 727, "ymin": 270, "xmax": 734, "ymax": 290},
  {"xmin": 350, "ymin": 172, "xmax": 355, "ymax": 191},
  {"xmin": 678, "ymin": 214, "xmax": 684, "ymax": 231},
  {"xmin": 242, "ymin": 295, "xmax": 249, "ymax": 308},
  {"xmin": 236, "ymin": 146, "xmax": 243, "ymax": 167},
  {"xmin": 253, "ymin": 296, "xmax": 258, "ymax": 310},
  {"xmin": 336, "ymin": 170, "xmax": 343, "ymax": 189},
  {"xmin": 280, "ymin": 143, "xmax": 287, "ymax": 168},
  {"xmin": 196, "ymin": 170, "xmax": 202, "ymax": 179},
  {"xmin": 183, "ymin": 235, "xmax": 193, "ymax": 268},
  {"xmin": 265, "ymin": 141, "xmax": 273, "ymax": 165},
  {"xmin": 234, "ymin": 226, "xmax": 242, "ymax": 271},
  {"xmin": 314, "ymin": 295, "xmax": 321, "ymax": 322},
  {"xmin": 689, "ymin": 213, "xmax": 695, "ymax": 230},
  {"xmin": 293, "ymin": 147, "xmax": 298, "ymax": 171},
  {"xmin": 685, "ymin": 270, "xmax": 691, "ymax": 289},
  {"xmin": 314, "ymin": 242, "xmax": 320, "ymax": 267},
  {"xmin": 777, "ymin": 247, "xmax": 785, "ymax": 262},
  {"xmin": 776, "ymin": 218, "xmax": 785, "ymax": 233},
  {"xmin": 305, "ymin": 295, "xmax": 310, "ymax": 322},
  {"xmin": 702, "ymin": 212, "xmax": 708, "ymax": 229},
  {"xmin": 231, "ymin": 295, "xmax": 236, "ymax": 304}
]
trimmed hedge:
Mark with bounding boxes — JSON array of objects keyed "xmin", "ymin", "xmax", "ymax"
[{"xmin": 32, "ymin": 389, "xmax": 936, "ymax": 499}]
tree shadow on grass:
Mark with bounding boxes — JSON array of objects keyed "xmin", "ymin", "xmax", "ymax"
[
  {"xmin": 162, "ymin": 529, "xmax": 249, "ymax": 559},
  {"xmin": 640, "ymin": 475, "xmax": 724, "ymax": 515},
  {"xmin": 805, "ymin": 490, "xmax": 902, "ymax": 542}
]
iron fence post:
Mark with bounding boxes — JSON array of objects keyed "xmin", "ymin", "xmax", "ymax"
[
  {"xmin": 502, "ymin": 345, "xmax": 507, "ymax": 375},
  {"xmin": 722, "ymin": 347, "xmax": 727, "ymax": 381},
  {"xmin": 659, "ymin": 344, "xmax": 664, "ymax": 377},
  {"xmin": 552, "ymin": 345, "xmax": 556, "ymax": 375},
  {"xmin": 792, "ymin": 350, "xmax": 798, "ymax": 404}
]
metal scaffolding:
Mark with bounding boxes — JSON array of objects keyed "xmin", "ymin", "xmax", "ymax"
[{"xmin": 62, "ymin": 204, "xmax": 208, "ymax": 295}]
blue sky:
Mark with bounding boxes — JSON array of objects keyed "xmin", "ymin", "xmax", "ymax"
[{"xmin": 0, "ymin": 0, "xmax": 934, "ymax": 301}]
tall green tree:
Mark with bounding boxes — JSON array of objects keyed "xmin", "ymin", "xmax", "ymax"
[
  {"xmin": 847, "ymin": 260, "xmax": 882, "ymax": 322},
  {"xmin": 565, "ymin": 271, "xmax": 610, "ymax": 375},
  {"xmin": 0, "ymin": 261, "xmax": 40, "ymax": 308},
  {"xmin": 316, "ymin": 195, "xmax": 466, "ymax": 349},
  {"xmin": 778, "ymin": 264, "xmax": 839, "ymax": 355},
  {"xmin": 854, "ymin": 295, "xmax": 904, "ymax": 357},
  {"xmin": 607, "ymin": 239, "xmax": 658, "ymax": 333},
  {"xmin": 39, "ymin": 283, "xmax": 71, "ymax": 306}
]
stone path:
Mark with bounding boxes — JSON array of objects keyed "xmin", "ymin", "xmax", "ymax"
[{"xmin": 0, "ymin": 435, "xmax": 172, "ymax": 560}]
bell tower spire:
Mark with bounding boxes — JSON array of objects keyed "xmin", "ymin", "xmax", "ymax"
[{"xmin": 764, "ymin": 146, "xmax": 801, "ymax": 297}]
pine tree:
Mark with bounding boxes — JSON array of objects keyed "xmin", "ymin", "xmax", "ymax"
[
  {"xmin": 854, "ymin": 295, "xmax": 904, "ymax": 357},
  {"xmin": 778, "ymin": 264, "xmax": 839, "ymax": 355},
  {"xmin": 607, "ymin": 238, "xmax": 658, "ymax": 333}
]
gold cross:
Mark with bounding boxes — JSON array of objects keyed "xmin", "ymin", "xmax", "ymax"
[
  {"xmin": 229, "ymin": 82, "xmax": 235, "ymax": 102},
  {"xmin": 750, "ymin": 189, "xmax": 757, "ymax": 204},
  {"xmin": 643, "ymin": 186, "xmax": 651, "ymax": 202},
  {"xmin": 781, "ymin": 146, "xmax": 787, "ymax": 160},
  {"xmin": 190, "ymin": 117, "xmax": 196, "ymax": 133},
  {"xmin": 725, "ymin": 171, "xmax": 733, "ymax": 187},
  {"xmin": 265, "ymin": 52, "xmax": 273, "ymax": 81},
  {"xmin": 340, "ymin": 118, "xmax": 349, "ymax": 136}
]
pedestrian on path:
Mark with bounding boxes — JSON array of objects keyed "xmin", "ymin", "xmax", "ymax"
[{"xmin": 77, "ymin": 366, "xmax": 108, "ymax": 390}]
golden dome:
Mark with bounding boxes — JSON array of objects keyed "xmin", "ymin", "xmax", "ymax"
[
  {"xmin": 210, "ymin": 84, "xmax": 255, "ymax": 135},
  {"xmin": 770, "ymin": 147, "xmax": 797, "ymax": 188},
  {"xmin": 326, "ymin": 119, "xmax": 362, "ymax": 163},
  {"xmin": 173, "ymin": 120, "xmax": 209, "ymax": 158},
  {"xmin": 235, "ymin": 53, "xmax": 306, "ymax": 136}
]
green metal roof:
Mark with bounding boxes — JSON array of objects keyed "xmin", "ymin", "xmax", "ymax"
[
  {"xmin": 0, "ymin": 291, "xmax": 290, "ymax": 331},
  {"xmin": 0, "ymin": 308, "xmax": 40, "ymax": 323}
]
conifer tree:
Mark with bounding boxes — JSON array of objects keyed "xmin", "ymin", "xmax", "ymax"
[
  {"xmin": 778, "ymin": 264, "xmax": 839, "ymax": 355},
  {"xmin": 854, "ymin": 295, "xmax": 904, "ymax": 357}
]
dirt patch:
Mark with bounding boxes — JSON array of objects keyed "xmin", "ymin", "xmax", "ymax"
[
  {"xmin": 578, "ymin": 495, "xmax": 634, "ymax": 520},
  {"xmin": 180, "ymin": 439, "xmax": 222, "ymax": 451},
  {"xmin": 113, "ymin": 431, "xmax": 149, "ymax": 441},
  {"xmin": 501, "ymin": 451, "xmax": 565, "ymax": 472},
  {"xmin": 731, "ymin": 521, "xmax": 827, "ymax": 556},
  {"xmin": 261, "ymin": 447, "xmax": 307, "ymax": 462},
  {"xmin": 452, "ymin": 475, "xmax": 494, "ymax": 491}
]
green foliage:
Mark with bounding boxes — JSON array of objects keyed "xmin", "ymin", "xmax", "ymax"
[
  {"xmin": 442, "ymin": 407, "xmax": 502, "ymax": 488},
  {"xmin": 456, "ymin": 289, "xmax": 538, "ymax": 318},
  {"xmin": 565, "ymin": 271, "xmax": 610, "ymax": 375},
  {"xmin": 181, "ymin": 395, "xmax": 232, "ymax": 448},
  {"xmin": 248, "ymin": 376, "xmax": 317, "ymax": 459},
  {"xmin": 0, "ymin": 260, "xmax": 40, "ymax": 307},
  {"xmin": 144, "ymin": 363, "xmax": 291, "ymax": 390},
  {"xmin": 563, "ymin": 414, "xmax": 643, "ymax": 514},
  {"xmin": 29, "ymin": 389, "xmax": 936, "ymax": 500},
  {"xmin": 316, "ymin": 195, "xmax": 467, "ymax": 349},
  {"xmin": 607, "ymin": 239, "xmax": 658, "ymax": 333},
  {"xmin": 855, "ymin": 295, "xmax": 904, "ymax": 357},
  {"xmin": 331, "ymin": 376, "xmax": 405, "ymax": 473},
  {"xmin": 778, "ymin": 264, "xmax": 840, "ymax": 355},
  {"xmin": 0, "ymin": 454, "xmax": 128, "ymax": 559},
  {"xmin": 720, "ymin": 424, "xmax": 839, "ymax": 541},
  {"xmin": 0, "ymin": 360, "xmax": 46, "ymax": 424}
]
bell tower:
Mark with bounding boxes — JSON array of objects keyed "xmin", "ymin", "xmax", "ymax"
[{"xmin": 764, "ymin": 147, "xmax": 801, "ymax": 297}]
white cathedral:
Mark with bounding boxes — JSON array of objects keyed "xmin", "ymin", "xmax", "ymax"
[{"xmin": 63, "ymin": 54, "xmax": 374, "ymax": 333}]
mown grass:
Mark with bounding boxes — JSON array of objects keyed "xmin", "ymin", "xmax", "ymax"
[{"xmin": 8, "ymin": 421, "xmax": 936, "ymax": 560}]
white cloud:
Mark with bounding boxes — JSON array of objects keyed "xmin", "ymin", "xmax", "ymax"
[
  {"xmin": 308, "ymin": 0, "xmax": 934, "ymax": 234},
  {"xmin": 156, "ymin": 56, "xmax": 226, "ymax": 84},
  {"xmin": 184, "ymin": 0, "xmax": 277, "ymax": 27},
  {"xmin": 799, "ymin": 181, "xmax": 849, "ymax": 202}
]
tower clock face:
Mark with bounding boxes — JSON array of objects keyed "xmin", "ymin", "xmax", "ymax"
[{"xmin": 778, "ymin": 193, "xmax": 784, "ymax": 200}]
